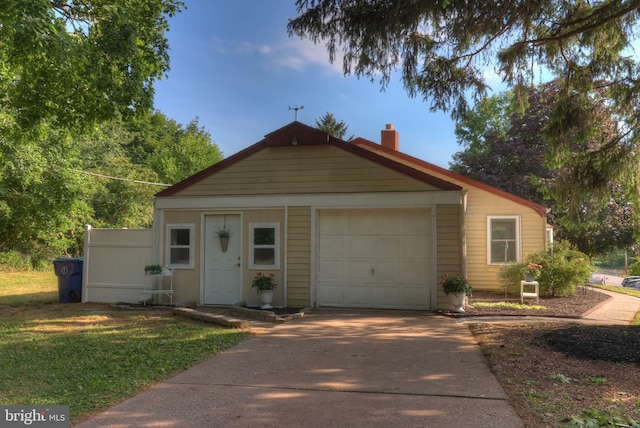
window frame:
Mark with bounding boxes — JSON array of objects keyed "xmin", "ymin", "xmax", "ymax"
[
  {"xmin": 249, "ymin": 223, "xmax": 280, "ymax": 269},
  {"xmin": 166, "ymin": 224, "xmax": 195, "ymax": 269},
  {"xmin": 487, "ymin": 216, "xmax": 521, "ymax": 265}
]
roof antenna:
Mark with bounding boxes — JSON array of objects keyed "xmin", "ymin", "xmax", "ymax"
[{"xmin": 288, "ymin": 105, "xmax": 304, "ymax": 121}]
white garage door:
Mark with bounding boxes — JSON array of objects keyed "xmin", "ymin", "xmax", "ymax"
[{"xmin": 318, "ymin": 209, "xmax": 432, "ymax": 310}]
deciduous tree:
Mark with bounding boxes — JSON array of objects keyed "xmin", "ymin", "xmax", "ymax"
[
  {"xmin": 452, "ymin": 84, "xmax": 636, "ymax": 256},
  {"xmin": 0, "ymin": 0, "xmax": 184, "ymax": 130}
]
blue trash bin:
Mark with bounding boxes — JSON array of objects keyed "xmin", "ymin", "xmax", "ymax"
[{"xmin": 53, "ymin": 257, "xmax": 83, "ymax": 303}]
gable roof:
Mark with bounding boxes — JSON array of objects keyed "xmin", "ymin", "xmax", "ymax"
[
  {"xmin": 156, "ymin": 121, "xmax": 462, "ymax": 197},
  {"xmin": 352, "ymin": 138, "xmax": 548, "ymax": 217}
]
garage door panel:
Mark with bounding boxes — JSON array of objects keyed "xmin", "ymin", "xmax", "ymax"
[
  {"xmin": 319, "ymin": 235, "xmax": 345, "ymax": 256},
  {"xmin": 397, "ymin": 261, "xmax": 425, "ymax": 282},
  {"xmin": 401, "ymin": 235, "xmax": 429, "ymax": 256},
  {"xmin": 371, "ymin": 286, "xmax": 396, "ymax": 305},
  {"xmin": 347, "ymin": 260, "xmax": 373, "ymax": 281},
  {"xmin": 318, "ymin": 285, "xmax": 345, "ymax": 306},
  {"xmin": 348, "ymin": 214, "xmax": 375, "ymax": 234},
  {"xmin": 347, "ymin": 236, "xmax": 374, "ymax": 257},
  {"xmin": 319, "ymin": 259, "xmax": 345, "ymax": 280},
  {"xmin": 318, "ymin": 209, "xmax": 433, "ymax": 310},
  {"xmin": 402, "ymin": 211, "xmax": 430, "ymax": 233},
  {"xmin": 375, "ymin": 212, "xmax": 403, "ymax": 233},
  {"xmin": 373, "ymin": 236, "xmax": 400, "ymax": 258},
  {"xmin": 396, "ymin": 287, "xmax": 429, "ymax": 309},
  {"xmin": 373, "ymin": 260, "xmax": 398, "ymax": 280},
  {"xmin": 320, "ymin": 213, "xmax": 347, "ymax": 234},
  {"xmin": 345, "ymin": 285, "xmax": 372, "ymax": 307}
]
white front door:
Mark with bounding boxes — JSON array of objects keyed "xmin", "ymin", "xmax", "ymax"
[
  {"xmin": 318, "ymin": 209, "xmax": 432, "ymax": 310},
  {"xmin": 204, "ymin": 214, "xmax": 241, "ymax": 305}
]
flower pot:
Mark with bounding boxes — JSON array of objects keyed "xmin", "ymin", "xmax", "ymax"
[
  {"xmin": 524, "ymin": 274, "xmax": 535, "ymax": 282},
  {"xmin": 258, "ymin": 289, "xmax": 274, "ymax": 309},
  {"xmin": 219, "ymin": 237, "xmax": 229, "ymax": 252},
  {"xmin": 449, "ymin": 292, "xmax": 465, "ymax": 313}
]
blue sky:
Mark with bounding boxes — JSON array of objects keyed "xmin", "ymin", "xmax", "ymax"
[{"xmin": 153, "ymin": 1, "xmax": 466, "ymax": 168}]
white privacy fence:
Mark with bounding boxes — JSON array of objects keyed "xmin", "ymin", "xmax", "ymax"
[{"xmin": 82, "ymin": 225, "xmax": 153, "ymax": 303}]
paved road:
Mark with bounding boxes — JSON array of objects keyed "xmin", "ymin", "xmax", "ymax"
[{"xmin": 591, "ymin": 273, "xmax": 623, "ymax": 286}]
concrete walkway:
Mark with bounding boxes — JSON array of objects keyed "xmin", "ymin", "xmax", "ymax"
[
  {"xmin": 77, "ymin": 290, "xmax": 640, "ymax": 428},
  {"xmin": 582, "ymin": 289, "xmax": 640, "ymax": 324},
  {"xmin": 77, "ymin": 310, "xmax": 523, "ymax": 428}
]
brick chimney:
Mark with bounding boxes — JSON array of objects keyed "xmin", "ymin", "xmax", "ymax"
[{"xmin": 381, "ymin": 123, "xmax": 399, "ymax": 151}]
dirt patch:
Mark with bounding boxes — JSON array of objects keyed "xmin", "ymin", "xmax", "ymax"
[{"xmin": 466, "ymin": 289, "xmax": 640, "ymax": 426}]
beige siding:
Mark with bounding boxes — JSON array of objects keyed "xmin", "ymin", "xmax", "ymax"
[
  {"xmin": 436, "ymin": 205, "xmax": 463, "ymax": 308},
  {"xmin": 287, "ymin": 206, "xmax": 311, "ymax": 307},
  {"xmin": 173, "ymin": 146, "xmax": 437, "ymax": 196},
  {"xmin": 241, "ymin": 210, "xmax": 286, "ymax": 307},
  {"xmin": 357, "ymin": 144, "xmax": 546, "ymax": 291},
  {"xmin": 161, "ymin": 211, "xmax": 202, "ymax": 304},
  {"xmin": 460, "ymin": 187, "xmax": 545, "ymax": 290}
]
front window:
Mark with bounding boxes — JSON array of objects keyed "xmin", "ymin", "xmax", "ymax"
[
  {"xmin": 250, "ymin": 223, "xmax": 279, "ymax": 269},
  {"xmin": 488, "ymin": 217, "xmax": 520, "ymax": 264},
  {"xmin": 167, "ymin": 224, "xmax": 194, "ymax": 268}
]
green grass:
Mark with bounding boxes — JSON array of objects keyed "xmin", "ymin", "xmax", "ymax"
[
  {"xmin": 473, "ymin": 301, "xmax": 547, "ymax": 310},
  {"xmin": 0, "ymin": 270, "xmax": 58, "ymax": 304},
  {"xmin": 0, "ymin": 271, "xmax": 250, "ymax": 423}
]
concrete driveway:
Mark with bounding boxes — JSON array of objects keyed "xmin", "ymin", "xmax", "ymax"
[{"xmin": 77, "ymin": 309, "xmax": 522, "ymax": 428}]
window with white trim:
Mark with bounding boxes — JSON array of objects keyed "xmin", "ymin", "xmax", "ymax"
[
  {"xmin": 487, "ymin": 216, "xmax": 520, "ymax": 264},
  {"xmin": 166, "ymin": 224, "xmax": 194, "ymax": 268},
  {"xmin": 250, "ymin": 223, "xmax": 279, "ymax": 269}
]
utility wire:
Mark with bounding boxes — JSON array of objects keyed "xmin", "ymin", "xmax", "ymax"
[{"xmin": 68, "ymin": 168, "xmax": 172, "ymax": 187}]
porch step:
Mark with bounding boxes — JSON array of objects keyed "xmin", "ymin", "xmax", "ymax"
[{"xmin": 171, "ymin": 307, "xmax": 249, "ymax": 328}]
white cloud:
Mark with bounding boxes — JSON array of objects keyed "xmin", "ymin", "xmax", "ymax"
[
  {"xmin": 213, "ymin": 35, "xmax": 344, "ymax": 75},
  {"xmin": 272, "ymin": 38, "xmax": 344, "ymax": 74}
]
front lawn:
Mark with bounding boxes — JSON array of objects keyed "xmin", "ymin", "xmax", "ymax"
[
  {"xmin": 0, "ymin": 270, "xmax": 58, "ymax": 304},
  {"xmin": 0, "ymin": 271, "xmax": 249, "ymax": 423}
]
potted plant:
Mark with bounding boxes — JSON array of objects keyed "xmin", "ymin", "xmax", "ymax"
[
  {"xmin": 144, "ymin": 264, "xmax": 163, "ymax": 275},
  {"xmin": 216, "ymin": 228, "xmax": 231, "ymax": 252},
  {"xmin": 521, "ymin": 263, "xmax": 542, "ymax": 282},
  {"xmin": 251, "ymin": 272, "xmax": 278, "ymax": 309},
  {"xmin": 440, "ymin": 273, "xmax": 472, "ymax": 312}
]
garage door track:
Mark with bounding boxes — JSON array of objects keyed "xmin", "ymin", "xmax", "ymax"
[{"xmin": 78, "ymin": 309, "xmax": 522, "ymax": 427}]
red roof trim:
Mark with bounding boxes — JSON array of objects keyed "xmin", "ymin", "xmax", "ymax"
[{"xmin": 353, "ymin": 139, "xmax": 548, "ymax": 217}]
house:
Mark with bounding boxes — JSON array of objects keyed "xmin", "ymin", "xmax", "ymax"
[{"xmin": 153, "ymin": 121, "xmax": 548, "ymax": 311}]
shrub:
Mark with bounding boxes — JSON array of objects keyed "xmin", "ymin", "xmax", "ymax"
[
  {"xmin": 0, "ymin": 251, "xmax": 53, "ymax": 272},
  {"xmin": 628, "ymin": 261, "xmax": 640, "ymax": 276},
  {"xmin": 0, "ymin": 251, "xmax": 33, "ymax": 272},
  {"xmin": 499, "ymin": 241, "xmax": 593, "ymax": 297}
]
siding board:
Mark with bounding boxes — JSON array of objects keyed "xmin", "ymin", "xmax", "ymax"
[
  {"xmin": 286, "ymin": 206, "xmax": 312, "ymax": 307},
  {"xmin": 173, "ymin": 146, "xmax": 436, "ymax": 196}
]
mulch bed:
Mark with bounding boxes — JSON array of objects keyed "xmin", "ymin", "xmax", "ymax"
[
  {"xmin": 445, "ymin": 286, "xmax": 612, "ymax": 318},
  {"xmin": 460, "ymin": 287, "xmax": 640, "ymax": 364}
]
